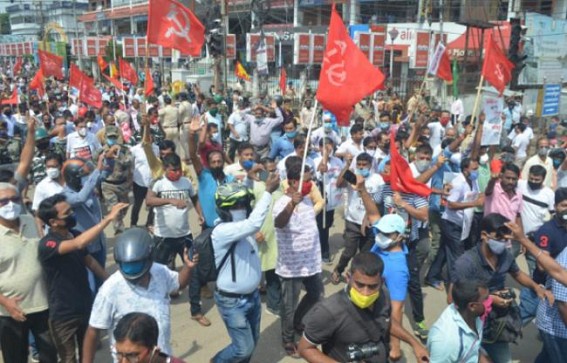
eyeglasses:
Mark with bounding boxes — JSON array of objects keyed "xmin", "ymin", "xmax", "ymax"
[
  {"xmin": 115, "ymin": 351, "xmax": 142, "ymax": 363},
  {"xmin": 0, "ymin": 196, "xmax": 20, "ymax": 207}
]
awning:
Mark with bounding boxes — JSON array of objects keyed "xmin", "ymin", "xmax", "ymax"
[{"xmin": 447, "ymin": 21, "xmax": 511, "ymax": 52}]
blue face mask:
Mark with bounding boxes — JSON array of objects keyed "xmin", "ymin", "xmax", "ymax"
[
  {"xmin": 468, "ymin": 170, "xmax": 479, "ymax": 181},
  {"xmin": 380, "ymin": 122, "xmax": 390, "ymax": 130},
  {"xmin": 553, "ymin": 159, "xmax": 563, "ymax": 169},
  {"xmin": 487, "ymin": 239, "xmax": 507, "ymax": 255},
  {"xmin": 324, "ymin": 123, "xmax": 332, "ymax": 130},
  {"xmin": 285, "ymin": 130, "xmax": 298, "ymax": 139},
  {"xmin": 355, "ymin": 168, "xmax": 370, "ymax": 178},
  {"xmin": 107, "ymin": 138, "xmax": 117, "ymax": 146},
  {"xmin": 242, "ymin": 160, "xmax": 254, "ymax": 171}
]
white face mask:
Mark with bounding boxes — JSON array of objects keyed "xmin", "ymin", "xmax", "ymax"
[
  {"xmin": 365, "ymin": 149, "xmax": 376, "ymax": 157},
  {"xmin": 46, "ymin": 167, "xmax": 60, "ymax": 180},
  {"xmin": 0, "ymin": 201, "xmax": 21, "ymax": 221},
  {"xmin": 375, "ymin": 233, "xmax": 394, "ymax": 250},
  {"xmin": 415, "ymin": 160, "xmax": 430, "ymax": 173},
  {"xmin": 480, "ymin": 154, "xmax": 489, "ymax": 165},
  {"xmin": 78, "ymin": 127, "xmax": 87, "ymax": 137},
  {"xmin": 229, "ymin": 209, "xmax": 247, "ymax": 222}
]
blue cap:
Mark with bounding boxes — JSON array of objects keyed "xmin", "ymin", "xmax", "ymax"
[{"xmin": 374, "ymin": 214, "xmax": 405, "ymax": 235}]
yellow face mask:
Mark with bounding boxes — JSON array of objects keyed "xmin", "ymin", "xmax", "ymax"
[{"xmin": 349, "ymin": 287, "xmax": 380, "ymax": 309}]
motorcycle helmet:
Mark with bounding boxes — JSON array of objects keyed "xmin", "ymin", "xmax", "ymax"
[
  {"xmin": 114, "ymin": 228, "xmax": 153, "ymax": 281},
  {"xmin": 62, "ymin": 158, "xmax": 95, "ymax": 192},
  {"xmin": 215, "ymin": 182, "xmax": 254, "ymax": 222}
]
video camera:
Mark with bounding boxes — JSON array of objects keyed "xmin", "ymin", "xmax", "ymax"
[{"xmin": 346, "ymin": 342, "xmax": 380, "ymax": 362}]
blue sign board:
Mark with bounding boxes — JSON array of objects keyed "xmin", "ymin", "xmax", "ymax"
[
  {"xmin": 349, "ymin": 24, "xmax": 369, "ymax": 39},
  {"xmin": 542, "ymin": 84, "xmax": 561, "ymax": 117}
]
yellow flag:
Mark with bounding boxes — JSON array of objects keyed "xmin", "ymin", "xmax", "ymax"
[{"xmin": 235, "ymin": 61, "xmax": 251, "ymax": 82}]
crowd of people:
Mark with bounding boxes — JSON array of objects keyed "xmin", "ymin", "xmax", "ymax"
[{"xmin": 1, "ymin": 59, "xmax": 567, "ymax": 363}]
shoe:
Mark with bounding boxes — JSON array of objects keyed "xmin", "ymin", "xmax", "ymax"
[
  {"xmin": 330, "ymin": 270, "xmax": 342, "ymax": 285},
  {"xmin": 169, "ymin": 290, "xmax": 182, "ymax": 298},
  {"xmin": 413, "ymin": 320, "xmax": 429, "ymax": 340},
  {"xmin": 265, "ymin": 307, "xmax": 280, "ymax": 318},
  {"xmin": 201, "ymin": 285, "xmax": 213, "ymax": 299},
  {"xmin": 191, "ymin": 314, "xmax": 211, "ymax": 327},
  {"xmin": 425, "ymin": 280, "xmax": 444, "ymax": 291},
  {"xmin": 283, "ymin": 342, "xmax": 300, "ymax": 359}
]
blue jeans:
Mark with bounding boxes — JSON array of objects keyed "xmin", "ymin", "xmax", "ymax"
[
  {"xmin": 482, "ymin": 342, "xmax": 511, "ymax": 363},
  {"xmin": 519, "ymin": 287, "xmax": 539, "ymax": 326},
  {"xmin": 212, "ymin": 290, "xmax": 261, "ymax": 363},
  {"xmin": 535, "ymin": 330, "xmax": 567, "ymax": 363}
]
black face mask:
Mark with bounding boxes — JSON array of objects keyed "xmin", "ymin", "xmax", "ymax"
[
  {"xmin": 37, "ymin": 141, "xmax": 50, "ymax": 150},
  {"xmin": 528, "ymin": 181, "xmax": 543, "ymax": 190},
  {"xmin": 64, "ymin": 214, "xmax": 77, "ymax": 229},
  {"xmin": 3, "ymin": 111, "xmax": 11, "ymax": 117},
  {"xmin": 557, "ymin": 210, "xmax": 567, "ymax": 224},
  {"xmin": 211, "ymin": 166, "xmax": 224, "ymax": 180}
]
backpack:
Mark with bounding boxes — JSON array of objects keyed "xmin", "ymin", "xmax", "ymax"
[{"xmin": 192, "ymin": 227, "xmax": 237, "ymax": 283}]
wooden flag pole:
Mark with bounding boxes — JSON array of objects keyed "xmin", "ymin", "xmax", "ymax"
[
  {"xmin": 322, "ymin": 116, "xmax": 327, "ymax": 229},
  {"xmin": 298, "ymin": 99, "xmax": 319, "ymax": 189},
  {"xmin": 470, "ymin": 75, "xmax": 484, "ymax": 128}
]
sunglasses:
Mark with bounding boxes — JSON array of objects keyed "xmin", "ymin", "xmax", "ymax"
[{"xmin": 0, "ymin": 196, "xmax": 20, "ymax": 206}]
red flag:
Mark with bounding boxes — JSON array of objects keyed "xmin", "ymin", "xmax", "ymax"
[
  {"xmin": 1, "ymin": 88, "xmax": 18, "ymax": 105},
  {"xmin": 316, "ymin": 4, "xmax": 385, "ymax": 126},
  {"xmin": 389, "ymin": 130, "xmax": 432, "ymax": 198},
  {"xmin": 103, "ymin": 74, "xmax": 126, "ymax": 91},
  {"xmin": 235, "ymin": 61, "xmax": 251, "ymax": 82},
  {"xmin": 144, "ymin": 68, "xmax": 154, "ymax": 96},
  {"xmin": 80, "ymin": 78, "xmax": 102, "ymax": 109},
  {"xmin": 118, "ymin": 58, "xmax": 138, "ymax": 85},
  {"xmin": 97, "ymin": 54, "xmax": 108, "ymax": 71},
  {"xmin": 482, "ymin": 34, "xmax": 515, "ymax": 95},
  {"xmin": 38, "ymin": 49, "xmax": 64, "ymax": 80},
  {"xmin": 69, "ymin": 63, "xmax": 84, "ymax": 89},
  {"xmin": 279, "ymin": 67, "xmax": 287, "ymax": 94},
  {"xmin": 437, "ymin": 50, "xmax": 453, "ymax": 83},
  {"xmin": 13, "ymin": 58, "xmax": 22, "ymax": 76},
  {"xmin": 147, "ymin": 0, "xmax": 205, "ymax": 56},
  {"xmin": 29, "ymin": 69, "xmax": 45, "ymax": 98}
]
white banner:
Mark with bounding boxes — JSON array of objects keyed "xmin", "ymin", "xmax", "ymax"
[
  {"xmin": 256, "ymin": 34, "xmax": 268, "ymax": 76},
  {"xmin": 427, "ymin": 42, "xmax": 445, "ymax": 76},
  {"xmin": 481, "ymin": 96, "xmax": 504, "ymax": 146}
]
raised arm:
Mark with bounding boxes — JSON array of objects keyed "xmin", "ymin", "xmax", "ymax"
[{"xmin": 15, "ymin": 115, "xmax": 36, "ymax": 182}]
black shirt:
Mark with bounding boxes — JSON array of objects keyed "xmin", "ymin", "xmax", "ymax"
[
  {"xmin": 38, "ymin": 230, "xmax": 93, "ymax": 320},
  {"xmin": 533, "ymin": 218, "xmax": 567, "ymax": 284},
  {"xmin": 303, "ymin": 288, "xmax": 391, "ymax": 363}
]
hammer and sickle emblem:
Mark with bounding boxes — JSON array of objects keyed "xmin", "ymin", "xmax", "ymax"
[
  {"xmin": 323, "ymin": 41, "xmax": 348, "ymax": 87},
  {"xmin": 165, "ymin": 4, "xmax": 191, "ymax": 41},
  {"xmin": 494, "ymin": 64, "xmax": 505, "ymax": 83}
]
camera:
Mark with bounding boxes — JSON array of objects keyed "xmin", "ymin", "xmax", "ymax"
[{"xmin": 346, "ymin": 342, "xmax": 380, "ymax": 362}]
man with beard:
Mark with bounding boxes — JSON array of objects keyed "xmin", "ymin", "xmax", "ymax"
[{"xmin": 188, "ymin": 116, "xmax": 235, "ymax": 327}]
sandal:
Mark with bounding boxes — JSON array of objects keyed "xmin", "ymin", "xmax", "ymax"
[
  {"xmin": 283, "ymin": 342, "xmax": 299, "ymax": 359},
  {"xmin": 330, "ymin": 270, "xmax": 342, "ymax": 285},
  {"xmin": 191, "ymin": 314, "xmax": 211, "ymax": 327}
]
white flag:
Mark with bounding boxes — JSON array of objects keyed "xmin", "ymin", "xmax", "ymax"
[
  {"xmin": 427, "ymin": 42, "xmax": 446, "ymax": 76},
  {"xmin": 256, "ymin": 32, "xmax": 268, "ymax": 76}
]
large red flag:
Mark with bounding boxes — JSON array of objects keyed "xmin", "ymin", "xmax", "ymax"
[
  {"xmin": 144, "ymin": 68, "xmax": 154, "ymax": 96},
  {"xmin": 147, "ymin": 0, "xmax": 205, "ymax": 56},
  {"xmin": 103, "ymin": 74, "xmax": 126, "ymax": 91},
  {"xmin": 389, "ymin": 130, "xmax": 432, "ymax": 197},
  {"xmin": 316, "ymin": 4, "xmax": 385, "ymax": 126},
  {"xmin": 279, "ymin": 67, "xmax": 287, "ymax": 94},
  {"xmin": 118, "ymin": 58, "xmax": 138, "ymax": 85},
  {"xmin": 38, "ymin": 50, "xmax": 64, "ymax": 80},
  {"xmin": 13, "ymin": 58, "xmax": 22, "ymax": 76},
  {"xmin": 29, "ymin": 69, "xmax": 45, "ymax": 98},
  {"xmin": 80, "ymin": 79, "xmax": 102, "ymax": 109},
  {"xmin": 482, "ymin": 34, "xmax": 515, "ymax": 95},
  {"xmin": 69, "ymin": 63, "xmax": 84, "ymax": 89},
  {"xmin": 1, "ymin": 88, "xmax": 18, "ymax": 105}
]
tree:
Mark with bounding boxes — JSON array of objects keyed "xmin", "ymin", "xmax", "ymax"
[{"xmin": 0, "ymin": 13, "xmax": 10, "ymax": 35}]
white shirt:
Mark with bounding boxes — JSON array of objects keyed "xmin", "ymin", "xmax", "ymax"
[
  {"xmin": 32, "ymin": 177, "xmax": 65, "ymax": 211},
  {"xmin": 508, "ymin": 127, "xmax": 534, "ymax": 141},
  {"xmin": 450, "ymin": 98, "xmax": 464, "ymax": 119},
  {"xmin": 277, "ymin": 152, "xmax": 316, "ymax": 180},
  {"xmin": 428, "ymin": 122, "xmax": 445, "ymax": 150},
  {"xmin": 336, "ymin": 139, "xmax": 363, "ymax": 158},
  {"xmin": 442, "ymin": 173, "xmax": 479, "ymax": 227},
  {"xmin": 310, "ymin": 127, "xmax": 341, "ymax": 151},
  {"xmin": 345, "ymin": 173, "xmax": 384, "ymax": 224},
  {"xmin": 131, "ymin": 143, "xmax": 158, "ymax": 188},
  {"xmin": 152, "ymin": 177, "xmax": 196, "ymax": 238},
  {"xmin": 89, "ymin": 264, "xmax": 179, "ymax": 358},
  {"xmin": 227, "ymin": 111, "xmax": 251, "ymax": 141},
  {"xmin": 66, "ymin": 132, "xmax": 102, "ymax": 159},
  {"xmin": 512, "ymin": 132, "xmax": 530, "ymax": 159},
  {"xmin": 313, "ymin": 155, "xmax": 345, "ymax": 211},
  {"xmin": 517, "ymin": 180, "xmax": 555, "ymax": 234}
]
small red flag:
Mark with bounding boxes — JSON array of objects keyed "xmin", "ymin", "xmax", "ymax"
[
  {"xmin": 147, "ymin": 0, "xmax": 205, "ymax": 56},
  {"xmin": 103, "ymin": 74, "xmax": 126, "ymax": 91},
  {"xmin": 69, "ymin": 63, "xmax": 84, "ymax": 89},
  {"xmin": 79, "ymin": 75, "xmax": 102, "ymax": 108},
  {"xmin": 29, "ymin": 69, "xmax": 45, "ymax": 98},
  {"xmin": 13, "ymin": 58, "xmax": 22, "ymax": 76},
  {"xmin": 97, "ymin": 54, "xmax": 108, "ymax": 71},
  {"xmin": 482, "ymin": 33, "xmax": 515, "ymax": 95},
  {"xmin": 437, "ymin": 49, "xmax": 453, "ymax": 83},
  {"xmin": 316, "ymin": 4, "xmax": 385, "ymax": 126},
  {"xmin": 38, "ymin": 49, "xmax": 64, "ymax": 80},
  {"xmin": 1, "ymin": 88, "xmax": 18, "ymax": 105},
  {"xmin": 144, "ymin": 68, "xmax": 154, "ymax": 96},
  {"xmin": 279, "ymin": 67, "xmax": 287, "ymax": 94},
  {"xmin": 118, "ymin": 58, "xmax": 138, "ymax": 85},
  {"xmin": 389, "ymin": 130, "xmax": 432, "ymax": 198}
]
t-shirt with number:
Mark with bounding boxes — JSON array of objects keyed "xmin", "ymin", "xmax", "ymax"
[
  {"xmin": 37, "ymin": 230, "xmax": 93, "ymax": 320},
  {"xmin": 152, "ymin": 176, "xmax": 196, "ymax": 238},
  {"xmin": 344, "ymin": 173, "xmax": 384, "ymax": 225},
  {"xmin": 66, "ymin": 131, "xmax": 102, "ymax": 160}
]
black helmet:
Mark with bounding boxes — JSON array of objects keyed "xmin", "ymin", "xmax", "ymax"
[
  {"xmin": 273, "ymin": 95, "xmax": 283, "ymax": 107},
  {"xmin": 215, "ymin": 182, "xmax": 254, "ymax": 222},
  {"xmin": 114, "ymin": 228, "xmax": 153, "ymax": 281},
  {"xmin": 62, "ymin": 158, "xmax": 94, "ymax": 192}
]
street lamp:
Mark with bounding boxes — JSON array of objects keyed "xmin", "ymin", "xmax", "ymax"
[{"xmin": 388, "ymin": 27, "xmax": 399, "ymax": 80}]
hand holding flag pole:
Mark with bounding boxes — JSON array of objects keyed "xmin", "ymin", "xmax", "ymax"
[{"xmin": 298, "ymin": 100, "xmax": 319, "ymax": 189}]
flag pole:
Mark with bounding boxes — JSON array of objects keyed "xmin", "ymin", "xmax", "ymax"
[
  {"xmin": 322, "ymin": 118, "xmax": 326, "ymax": 229},
  {"xmin": 298, "ymin": 99, "xmax": 318, "ymax": 189},
  {"xmin": 470, "ymin": 75, "xmax": 484, "ymax": 127}
]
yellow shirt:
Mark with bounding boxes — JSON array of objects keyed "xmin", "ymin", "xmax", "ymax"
[
  {"xmin": 143, "ymin": 142, "xmax": 192, "ymax": 181},
  {"xmin": 281, "ymin": 179, "xmax": 325, "ymax": 215}
]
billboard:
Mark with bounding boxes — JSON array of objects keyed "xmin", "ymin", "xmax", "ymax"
[
  {"xmin": 352, "ymin": 28, "xmax": 386, "ymax": 67},
  {"xmin": 294, "ymin": 33, "xmax": 326, "ymax": 64},
  {"xmin": 412, "ymin": 31, "xmax": 430, "ymax": 68},
  {"xmin": 246, "ymin": 34, "xmax": 276, "ymax": 62}
]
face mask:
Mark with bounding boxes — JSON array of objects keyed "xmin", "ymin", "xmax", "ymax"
[
  {"xmin": 487, "ymin": 238, "xmax": 507, "ymax": 255},
  {"xmin": 375, "ymin": 233, "xmax": 394, "ymax": 250},
  {"xmin": 301, "ymin": 181, "xmax": 312, "ymax": 196},
  {"xmin": 501, "ymin": 154, "xmax": 514, "ymax": 163},
  {"xmin": 46, "ymin": 167, "xmax": 60, "ymax": 180},
  {"xmin": 440, "ymin": 116, "xmax": 450, "ymax": 126},
  {"xmin": 324, "ymin": 123, "xmax": 332, "ymax": 131},
  {"xmin": 242, "ymin": 160, "xmax": 254, "ymax": 171},
  {"xmin": 0, "ymin": 201, "xmax": 21, "ymax": 221},
  {"xmin": 380, "ymin": 122, "xmax": 390, "ymax": 130},
  {"xmin": 468, "ymin": 170, "xmax": 479, "ymax": 181},
  {"xmin": 37, "ymin": 141, "xmax": 50, "ymax": 150},
  {"xmin": 209, "ymin": 109, "xmax": 218, "ymax": 117},
  {"xmin": 211, "ymin": 166, "xmax": 224, "ymax": 179},
  {"xmin": 480, "ymin": 154, "xmax": 489, "ymax": 165},
  {"xmin": 166, "ymin": 170, "xmax": 182, "ymax": 182},
  {"xmin": 557, "ymin": 210, "xmax": 567, "ymax": 222},
  {"xmin": 87, "ymin": 121, "xmax": 93, "ymax": 128},
  {"xmin": 285, "ymin": 130, "xmax": 298, "ymax": 139},
  {"xmin": 212, "ymin": 132, "xmax": 220, "ymax": 141},
  {"xmin": 553, "ymin": 159, "xmax": 563, "ymax": 170},
  {"xmin": 480, "ymin": 295, "xmax": 493, "ymax": 322},
  {"xmin": 528, "ymin": 181, "xmax": 543, "ymax": 190},
  {"xmin": 538, "ymin": 147, "xmax": 549, "ymax": 157},
  {"xmin": 64, "ymin": 214, "xmax": 77, "ymax": 229},
  {"xmin": 229, "ymin": 209, "xmax": 247, "ymax": 222},
  {"xmin": 107, "ymin": 138, "xmax": 117, "ymax": 146},
  {"xmin": 355, "ymin": 168, "xmax": 370, "ymax": 178},
  {"xmin": 349, "ymin": 286, "xmax": 380, "ymax": 309},
  {"xmin": 365, "ymin": 149, "xmax": 376, "ymax": 157},
  {"xmin": 3, "ymin": 110, "xmax": 12, "ymax": 117},
  {"xmin": 78, "ymin": 128, "xmax": 87, "ymax": 137},
  {"xmin": 415, "ymin": 160, "xmax": 430, "ymax": 173}
]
